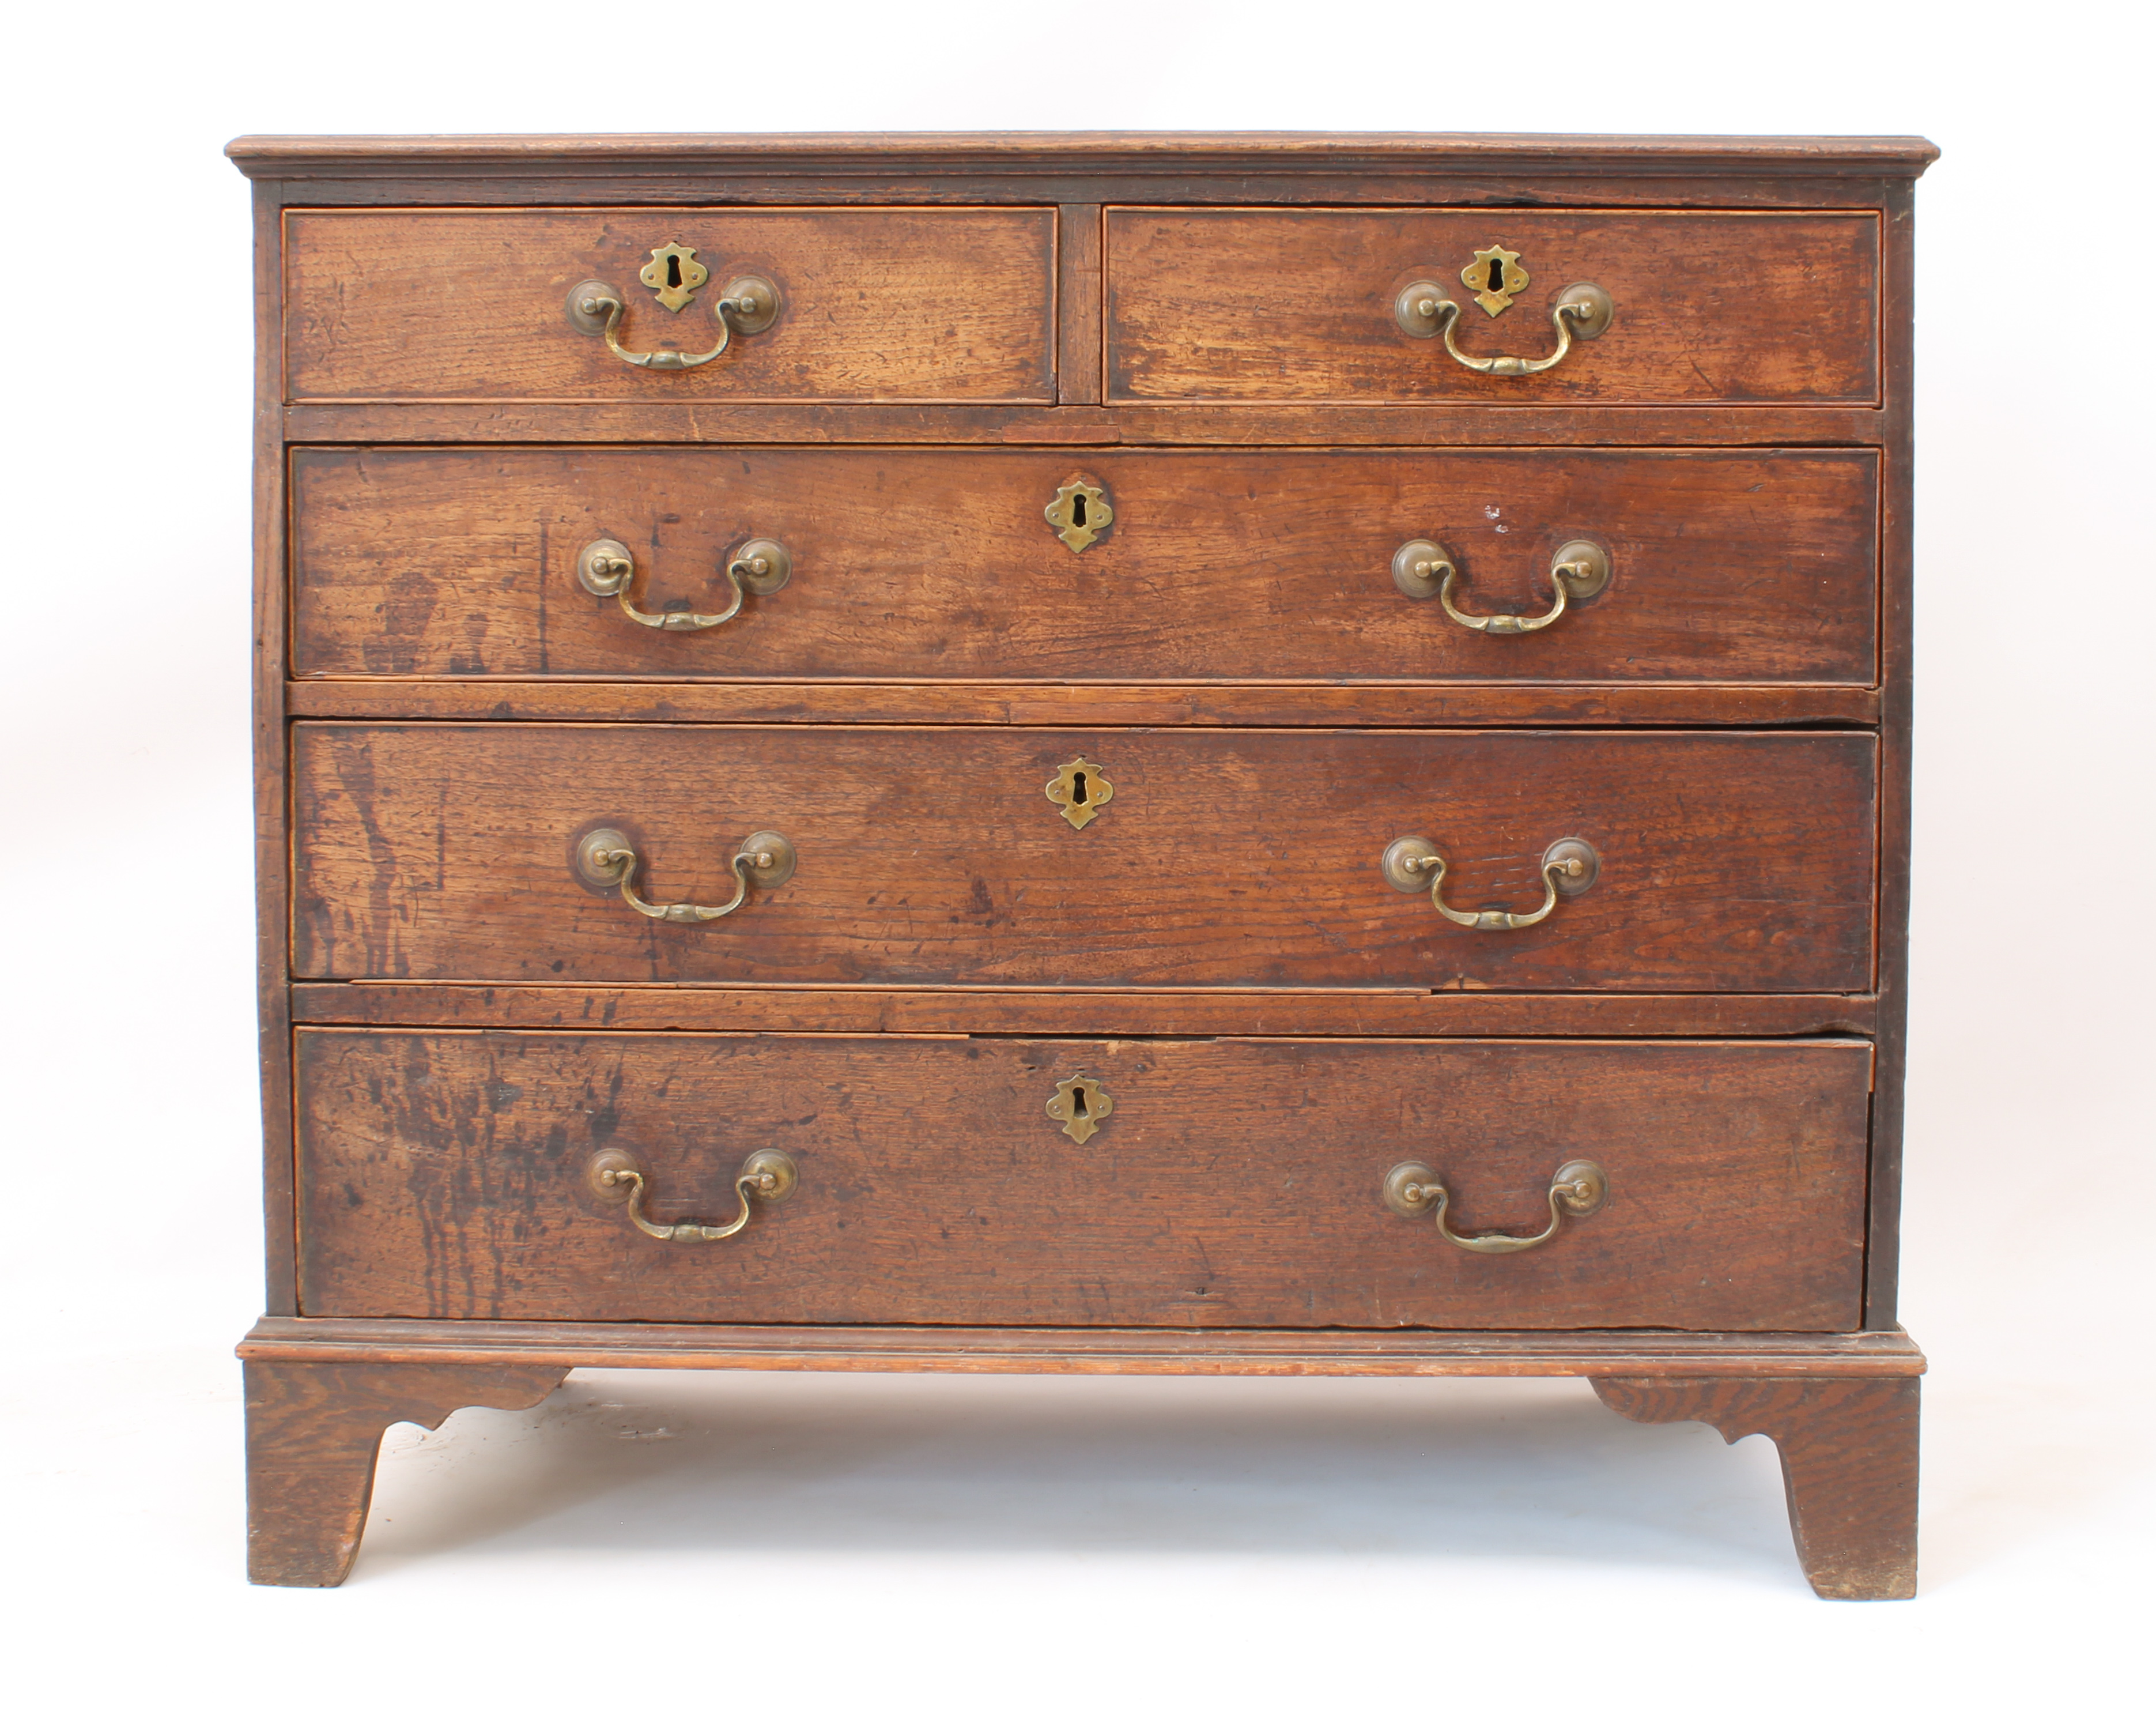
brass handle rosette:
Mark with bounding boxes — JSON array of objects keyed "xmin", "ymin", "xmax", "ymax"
[
  {"xmin": 1381, "ymin": 835, "xmax": 1600, "ymax": 932},
  {"xmin": 575, "ymin": 827, "xmax": 796, "ymax": 924},
  {"xmin": 566, "ymin": 270, "xmax": 779, "ymax": 371},
  {"xmin": 1383, "ymin": 1159, "xmax": 1610, "ymax": 1254},
  {"xmin": 576, "ymin": 537, "xmax": 791, "ymax": 632},
  {"xmin": 1392, "ymin": 278, "xmax": 1614, "ymax": 376},
  {"xmin": 1391, "ymin": 538, "xmax": 1610, "ymax": 633},
  {"xmin": 587, "ymin": 1147, "xmax": 799, "ymax": 1243}
]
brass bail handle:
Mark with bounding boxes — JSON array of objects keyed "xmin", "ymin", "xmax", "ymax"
[
  {"xmin": 1391, "ymin": 538, "xmax": 1611, "ymax": 633},
  {"xmin": 587, "ymin": 1147, "xmax": 799, "ymax": 1243},
  {"xmin": 1393, "ymin": 278, "xmax": 1614, "ymax": 376},
  {"xmin": 565, "ymin": 267, "xmax": 780, "ymax": 371},
  {"xmin": 575, "ymin": 827, "xmax": 797, "ymax": 924},
  {"xmin": 1381, "ymin": 835, "xmax": 1600, "ymax": 931},
  {"xmin": 576, "ymin": 537, "xmax": 792, "ymax": 632},
  {"xmin": 1383, "ymin": 1159, "xmax": 1610, "ymax": 1253}
]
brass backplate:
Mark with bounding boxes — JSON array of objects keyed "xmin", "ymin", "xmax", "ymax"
[
  {"xmin": 586, "ymin": 1147, "xmax": 641, "ymax": 1202},
  {"xmin": 1047, "ymin": 1073, "xmax": 1113, "ymax": 1144},
  {"xmin": 1542, "ymin": 836, "xmax": 1600, "ymax": 896},
  {"xmin": 1552, "ymin": 282, "xmax": 1616, "ymax": 340},
  {"xmin": 1462, "ymin": 243, "xmax": 1530, "ymax": 316},
  {"xmin": 639, "ymin": 242, "xmax": 709, "ymax": 312},
  {"xmin": 1550, "ymin": 1158, "xmax": 1610, "ymax": 1215},
  {"xmin": 1382, "ymin": 1159, "xmax": 1442, "ymax": 1216},
  {"xmin": 1044, "ymin": 473, "xmax": 1113, "ymax": 553},
  {"xmin": 1381, "ymin": 834, "xmax": 1442, "ymax": 893},
  {"xmin": 1044, "ymin": 756, "xmax": 1114, "ymax": 829},
  {"xmin": 736, "ymin": 830, "xmax": 799, "ymax": 890},
  {"xmin": 718, "ymin": 274, "xmax": 781, "ymax": 335},
  {"xmin": 574, "ymin": 827, "xmax": 637, "ymax": 887},
  {"xmin": 739, "ymin": 1147, "xmax": 800, "ymax": 1204}
]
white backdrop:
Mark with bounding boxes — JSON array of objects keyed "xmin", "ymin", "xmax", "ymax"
[{"xmin": 2, "ymin": 2, "xmax": 2149, "ymax": 1704}]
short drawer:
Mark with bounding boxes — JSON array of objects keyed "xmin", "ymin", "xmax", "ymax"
[
  {"xmin": 282, "ymin": 208, "xmax": 1057, "ymax": 403},
  {"xmin": 291, "ymin": 447, "xmax": 1878, "ymax": 685},
  {"xmin": 292, "ymin": 725, "xmax": 1874, "ymax": 990},
  {"xmin": 294, "ymin": 1030, "xmax": 1871, "ymax": 1331},
  {"xmin": 1107, "ymin": 209, "xmax": 1879, "ymax": 404}
]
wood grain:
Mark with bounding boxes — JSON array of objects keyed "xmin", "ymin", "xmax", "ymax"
[
  {"xmin": 293, "ymin": 1031, "xmax": 1872, "ymax": 1330},
  {"xmin": 281, "ymin": 401, "xmax": 1899, "ymax": 447},
  {"xmin": 229, "ymin": 133, "xmax": 1942, "ymax": 182},
  {"xmin": 286, "ymin": 983, "xmax": 1877, "ymax": 1038},
  {"xmin": 242, "ymin": 1318, "xmax": 1928, "ymax": 1380},
  {"xmin": 290, "ymin": 725, "xmax": 1876, "ymax": 990},
  {"xmin": 289, "ymin": 447, "xmax": 1878, "ymax": 685},
  {"xmin": 252, "ymin": 182, "xmax": 298, "ymax": 1315},
  {"xmin": 244, "ymin": 1359, "xmax": 566, "ymax": 1586},
  {"xmin": 1867, "ymin": 182, "xmax": 1919, "ymax": 1329},
  {"xmin": 284, "ymin": 208, "xmax": 1056, "ymax": 403},
  {"xmin": 239, "ymin": 134, "xmax": 1930, "ymax": 1594},
  {"xmin": 1593, "ymin": 1375, "xmax": 1920, "ymax": 1599},
  {"xmin": 1056, "ymin": 205, "xmax": 1104, "ymax": 404},
  {"xmin": 284, "ymin": 679, "xmax": 1882, "ymax": 729},
  {"xmin": 1108, "ymin": 210, "xmax": 1879, "ymax": 404}
]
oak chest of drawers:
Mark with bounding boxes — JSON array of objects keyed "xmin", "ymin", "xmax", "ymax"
[{"xmin": 231, "ymin": 131, "xmax": 1936, "ymax": 1596}]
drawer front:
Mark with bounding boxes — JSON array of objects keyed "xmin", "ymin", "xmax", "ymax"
[
  {"xmin": 1107, "ymin": 210, "xmax": 1878, "ymax": 404},
  {"xmin": 292, "ymin": 447, "xmax": 1878, "ymax": 685},
  {"xmin": 292, "ymin": 725, "xmax": 1874, "ymax": 990},
  {"xmin": 294, "ymin": 1031, "xmax": 1871, "ymax": 1331},
  {"xmin": 283, "ymin": 209, "xmax": 1057, "ymax": 403}
]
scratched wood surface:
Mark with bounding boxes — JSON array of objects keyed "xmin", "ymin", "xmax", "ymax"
[
  {"xmin": 289, "ymin": 447, "xmax": 1879, "ymax": 684},
  {"xmin": 245, "ymin": 1359, "xmax": 566, "ymax": 1586},
  {"xmin": 1593, "ymin": 1375, "xmax": 1920, "ymax": 1597},
  {"xmin": 240, "ymin": 1317, "xmax": 1930, "ymax": 1380},
  {"xmin": 293, "ymin": 1031, "xmax": 1872, "ymax": 1330},
  {"xmin": 289, "ymin": 724, "xmax": 1876, "ymax": 990},
  {"xmin": 1108, "ymin": 210, "xmax": 1879, "ymax": 404},
  {"xmin": 283, "ymin": 208, "xmax": 1058, "ymax": 402},
  {"xmin": 283, "ymin": 679, "xmax": 1882, "ymax": 729},
  {"xmin": 278, "ymin": 400, "xmax": 1899, "ymax": 447},
  {"xmin": 286, "ymin": 984, "xmax": 1878, "ymax": 1038}
]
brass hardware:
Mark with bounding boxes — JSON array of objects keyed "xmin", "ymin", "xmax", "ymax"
[
  {"xmin": 575, "ymin": 827, "xmax": 796, "ymax": 923},
  {"xmin": 1462, "ymin": 243, "xmax": 1530, "ymax": 318},
  {"xmin": 1381, "ymin": 835, "xmax": 1600, "ymax": 931},
  {"xmin": 566, "ymin": 259, "xmax": 780, "ymax": 371},
  {"xmin": 1391, "ymin": 538, "xmax": 1611, "ymax": 632},
  {"xmin": 1393, "ymin": 277, "xmax": 1613, "ymax": 376},
  {"xmin": 637, "ymin": 242, "xmax": 710, "ymax": 312},
  {"xmin": 576, "ymin": 536, "xmax": 791, "ymax": 631},
  {"xmin": 587, "ymin": 1145, "xmax": 799, "ymax": 1243},
  {"xmin": 1383, "ymin": 1159, "xmax": 1609, "ymax": 1253},
  {"xmin": 1044, "ymin": 756, "xmax": 1115, "ymax": 830},
  {"xmin": 1044, "ymin": 473, "xmax": 1113, "ymax": 553},
  {"xmin": 1046, "ymin": 1073, "xmax": 1113, "ymax": 1144}
]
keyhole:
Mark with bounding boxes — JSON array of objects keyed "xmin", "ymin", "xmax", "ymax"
[
  {"xmin": 1070, "ymin": 492, "xmax": 1088, "ymax": 527},
  {"xmin": 1070, "ymin": 770, "xmax": 1089, "ymax": 805},
  {"xmin": 666, "ymin": 254, "xmax": 683, "ymax": 289},
  {"xmin": 1069, "ymin": 1085, "xmax": 1088, "ymax": 1116},
  {"xmin": 1486, "ymin": 258, "xmax": 1506, "ymax": 293}
]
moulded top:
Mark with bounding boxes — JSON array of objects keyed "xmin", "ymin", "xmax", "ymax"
[{"xmin": 225, "ymin": 130, "xmax": 1940, "ymax": 182}]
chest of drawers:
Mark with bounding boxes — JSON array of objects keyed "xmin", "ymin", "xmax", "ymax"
[{"xmin": 231, "ymin": 131, "xmax": 1935, "ymax": 1596}]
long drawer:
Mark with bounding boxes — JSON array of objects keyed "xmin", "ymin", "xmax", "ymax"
[
  {"xmin": 294, "ymin": 1031, "xmax": 1871, "ymax": 1330},
  {"xmin": 282, "ymin": 208, "xmax": 1058, "ymax": 402},
  {"xmin": 292, "ymin": 725, "xmax": 1875, "ymax": 990},
  {"xmin": 290, "ymin": 447, "xmax": 1879, "ymax": 685},
  {"xmin": 1107, "ymin": 208, "xmax": 1879, "ymax": 404}
]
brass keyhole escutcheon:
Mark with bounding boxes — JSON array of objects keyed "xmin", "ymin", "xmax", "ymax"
[
  {"xmin": 1044, "ymin": 473, "xmax": 1113, "ymax": 553},
  {"xmin": 1047, "ymin": 1073, "xmax": 1113, "ymax": 1144},
  {"xmin": 639, "ymin": 241, "xmax": 711, "ymax": 312},
  {"xmin": 1462, "ymin": 243, "xmax": 1530, "ymax": 317},
  {"xmin": 1045, "ymin": 756, "xmax": 1114, "ymax": 830}
]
